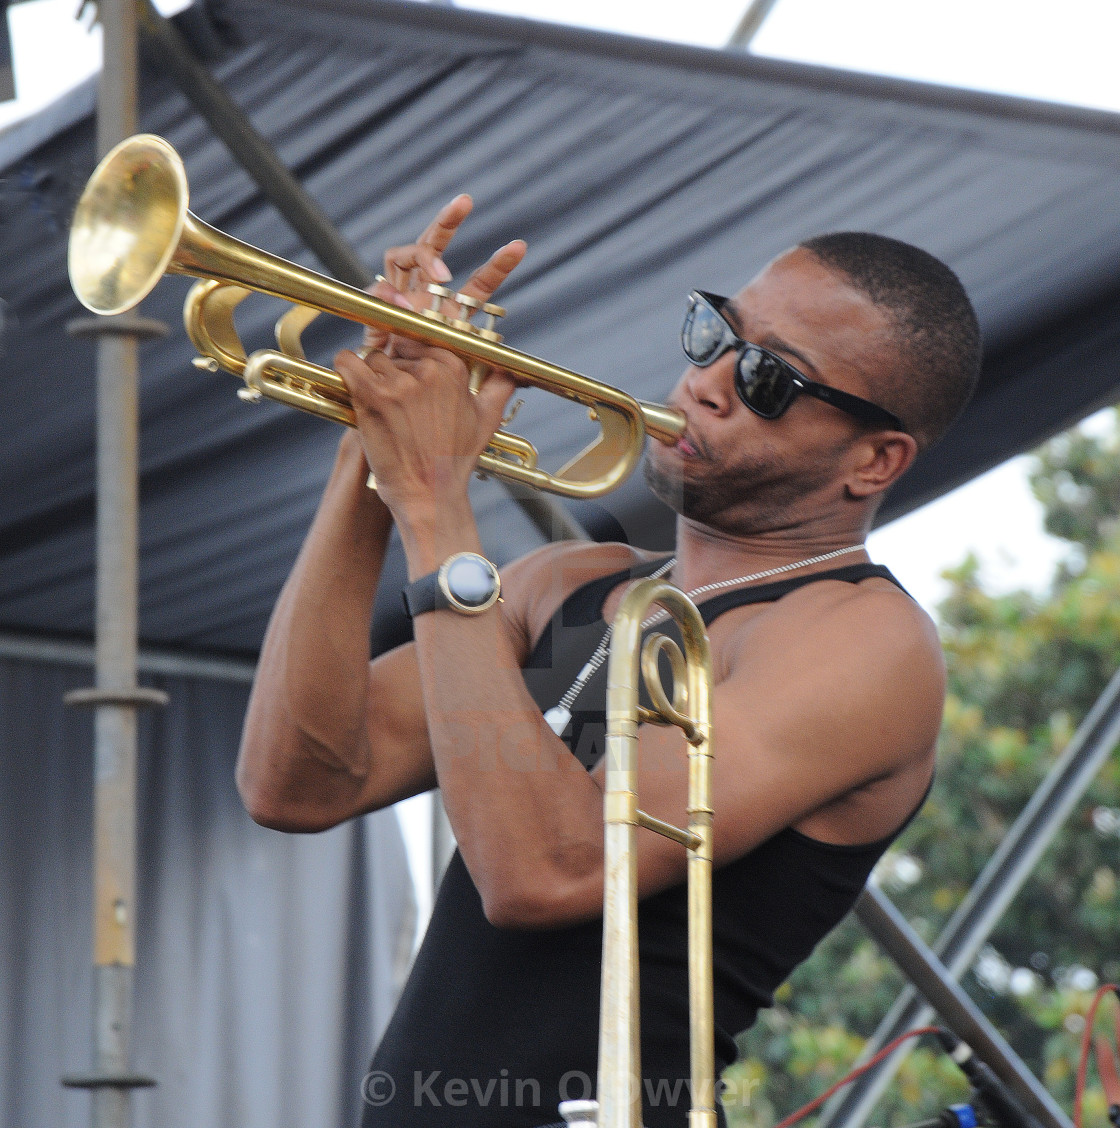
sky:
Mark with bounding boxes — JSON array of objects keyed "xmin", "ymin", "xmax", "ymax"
[{"xmin": 5, "ymin": 0, "xmax": 1114, "ymax": 912}]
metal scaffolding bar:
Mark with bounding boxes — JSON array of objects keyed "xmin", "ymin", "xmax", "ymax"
[
  {"xmin": 821, "ymin": 663, "xmax": 1120, "ymax": 1128},
  {"xmin": 726, "ymin": 0, "xmax": 781, "ymax": 49},
  {"xmin": 137, "ymin": 0, "xmax": 372, "ymax": 288},
  {"xmin": 136, "ymin": 0, "xmax": 587, "ymax": 542},
  {"xmin": 59, "ymin": 2, "xmax": 165, "ymax": 1125},
  {"xmin": 855, "ymin": 887, "xmax": 1071, "ymax": 1128},
  {"xmin": 0, "ymin": 630, "xmax": 256, "ymax": 684}
]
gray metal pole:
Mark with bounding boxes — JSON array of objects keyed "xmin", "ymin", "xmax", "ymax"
[
  {"xmin": 59, "ymin": 3, "xmax": 166, "ymax": 1124},
  {"xmin": 136, "ymin": 0, "xmax": 373, "ymax": 288},
  {"xmin": 136, "ymin": 0, "xmax": 588, "ymax": 543},
  {"xmin": 820, "ymin": 663, "xmax": 1120, "ymax": 1128},
  {"xmin": 726, "ymin": 0, "xmax": 781, "ymax": 49},
  {"xmin": 855, "ymin": 887, "xmax": 1071, "ymax": 1128}
]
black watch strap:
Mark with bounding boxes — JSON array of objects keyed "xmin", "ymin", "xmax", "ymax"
[
  {"xmin": 401, "ymin": 552, "xmax": 502, "ymax": 619},
  {"xmin": 401, "ymin": 572, "xmax": 448, "ymax": 619}
]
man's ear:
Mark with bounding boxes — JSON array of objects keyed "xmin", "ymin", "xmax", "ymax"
[{"xmin": 845, "ymin": 431, "xmax": 919, "ymax": 499}]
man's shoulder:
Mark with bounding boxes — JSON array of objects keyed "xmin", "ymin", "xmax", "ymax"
[
  {"xmin": 751, "ymin": 565, "xmax": 934, "ymax": 634},
  {"xmin": 500, "ymin": 541, "xmax": 665, "ymax": 652},
  {"xmin": 708, "ymin": 569, "xmax": 944, "ymax": 843},
  {"xmin": 502, "ymin": 540, "xmax": 663, "ymax": 603},
  {"xmin": 720, "ymin": 566, "xmax": 944, "ymax": 699}
]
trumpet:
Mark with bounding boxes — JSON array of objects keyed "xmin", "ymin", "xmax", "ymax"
[
  {"xmin": 564, "ymin": 577, "xmax": 716, "ymax": 1128},
  {"xmin": 68, "ymin": 134, "xmax": 686, "ymax": 499}
]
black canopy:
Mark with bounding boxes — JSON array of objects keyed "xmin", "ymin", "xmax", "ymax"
[{"xmin": 4, "ymin": 0, "xmax": 1120, "ymax": 658}]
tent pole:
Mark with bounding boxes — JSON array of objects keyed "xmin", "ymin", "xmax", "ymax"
[
  {"xmin": 819, "ymin": 663, "xmax": 1120, "ymax": 1128},
  {"xmin": 136, "ymin": 0, "xmax": 589, "ymax": 544},
  {"xmin": 136, "ymin": 0, "xmax": 372, "ymax": 289},
  {"xmin": 60, "ymin": 1, "xmax": 166, "ymax": 1125},
  {"xmin": 854, "ymin": 887, "xmax": 1071, "ymax": 1128},
  {"xmin": 726, "ymin": 0, "xmax": 781, "ymax": 49}
]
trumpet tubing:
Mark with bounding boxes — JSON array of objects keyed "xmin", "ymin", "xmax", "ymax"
[{"xmin": 68, "ymin": 134, "xmax": 686, "ymax": 499}]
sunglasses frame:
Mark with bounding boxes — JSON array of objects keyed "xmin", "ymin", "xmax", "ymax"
[{"xmin": 682, "ymin": 290, "xmax": 906, "ymax": 433}]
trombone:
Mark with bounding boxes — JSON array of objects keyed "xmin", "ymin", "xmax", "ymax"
[
  {"xmin": 68, "ymin": 134, "xmax": 686, "ymax": 499},
  {"xmin": 562, "ymin": 579, "xmax": 716, "ymax": 1128}
]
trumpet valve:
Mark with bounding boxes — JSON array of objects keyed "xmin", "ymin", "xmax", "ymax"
[
  {"xmin": 450, "ymin": 290, "xmax": 482, "ymax": 334},
  {"xmin": 422, "ymin": 283, "xmax": 454, "ymax": 325},
  {"xmin": 476, "ymin": 299, "xmax": 506, "ymax": 343},
  {"xmin": 237, "ymin": 386, "xmax": 262, "ymax": 403},
  {"xmin": 449, "ymin": 291, "xmax": 506, "ymax": 342},
  {"xmin": 450, "ymin": 292, "xmax": 508, "ymax": 393},
  {"xmin": 192, "ymin": 356, "xmax": 219, "ymax": 373}
]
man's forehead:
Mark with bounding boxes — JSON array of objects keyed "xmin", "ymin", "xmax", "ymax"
[
  {"xmin": 727, "ymin": 247, "xmax": 885, "ymax": 332},
  {"xmin": 733, "ymin": 247, "xmax": 841, "ymax": 305},
  {"xmin": 725, "ymin": 247, "xmax": 896, "ymax": 384}
]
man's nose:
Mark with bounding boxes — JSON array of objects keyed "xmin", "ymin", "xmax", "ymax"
[{"xmin": 683, "ymin": 353, "xmax": 737, "ymax": 416}]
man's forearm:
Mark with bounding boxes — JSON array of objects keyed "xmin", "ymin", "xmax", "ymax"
[
  {"xmin": 237, "ymin": 432, "xmax": 393, "ymax": 824},
  {"xmin": 398, "ymin": 496, "xmax": 607, "ymax": 926}
]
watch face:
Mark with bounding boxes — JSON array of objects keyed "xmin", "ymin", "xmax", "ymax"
[{"xmin": 443, "ymin": 553, "xmax": 500, "ymax": 611}]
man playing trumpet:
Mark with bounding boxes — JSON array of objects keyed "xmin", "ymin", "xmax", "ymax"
[{"xmin": 236, "ymin": 195, "xmax": 980, "ymax": 1128}]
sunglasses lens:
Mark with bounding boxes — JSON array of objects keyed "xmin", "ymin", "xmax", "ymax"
[
  {"xmin": 736, "ymin": 348, "xmax": 793, "ymax": 418},
  {"xmin": 682, "ymin": 300, "xmax": 729, "ymax": 365}
]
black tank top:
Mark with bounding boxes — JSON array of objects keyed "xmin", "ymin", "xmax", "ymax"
[{"xmin": 363, "ymin": 557, "xmax": 919, "ymax": 1128}]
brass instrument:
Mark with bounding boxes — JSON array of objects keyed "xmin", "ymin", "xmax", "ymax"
[
  {"xmin": 67, "ymin": 134, "xmax": 686, "ymax": 499},
  {"xmin": 562, "ymin": 579, "xmax": 716, "ymax": 1128}
]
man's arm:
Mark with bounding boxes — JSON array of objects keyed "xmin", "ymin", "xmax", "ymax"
[
  {"xmin": 236, "ymin": 430, "xmax": 439, "ymax": 831},
  {"xmin": 236, "ymin": 198, "xmax": 527, "ymax": 832}
]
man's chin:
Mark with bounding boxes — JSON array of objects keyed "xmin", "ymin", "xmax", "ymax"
[{"xmin": 643, "ymin": 457, "xmax": 725, "ymax": 524}]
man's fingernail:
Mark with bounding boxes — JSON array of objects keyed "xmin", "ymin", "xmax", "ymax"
[{"xmin": 433, "ymin": 259, "xmax": 452, "ymax": 282}]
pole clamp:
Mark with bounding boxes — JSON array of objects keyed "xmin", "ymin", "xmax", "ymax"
[
  {"xmin": 61, "ymin": 1072, "xmax": 157, "ymax": 1090},
  {"xmin": 64, "ymin": 687, "xmax": 170, "ymax": 709}
]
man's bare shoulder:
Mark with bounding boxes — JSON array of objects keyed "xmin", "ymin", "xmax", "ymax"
[
  {"xmin": 501, "ymin": 540, "xmax": 666, "ymax": 651},
  {"xmin": 731, "ymin": 570, "xmax": 939, "ymax": 661},
  {"xmin": 716, "ymin": 571, "xmax": 944, "ymax": 797}
]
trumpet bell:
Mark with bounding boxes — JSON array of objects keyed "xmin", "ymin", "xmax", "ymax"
[{"xmin": 69, "ymin": 134, "xmax": 190, "ymax": 317}]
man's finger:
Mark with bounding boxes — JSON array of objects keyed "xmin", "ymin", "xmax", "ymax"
[
  {"xmin": 474, "ymin": 369, "xmax": 518, "ymax": 430},
  {"xmin": 456, "ymin": 240, "xmax": 528, "ymax": 305},
  {"xmin": 383, "ymin": 243, "xmax": 453, "ymax": 287},
  {"xmin": 414, "ymin": 193, "xmax": 473, "ymax": 254},
  {"xmin": 363, "ymin": 279, "xmax": 416, "ymax": 348}
]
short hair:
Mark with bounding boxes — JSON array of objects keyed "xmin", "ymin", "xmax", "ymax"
[{"xmin": 798, "ymin": 232, "xmax": 981, "ymax": 450}]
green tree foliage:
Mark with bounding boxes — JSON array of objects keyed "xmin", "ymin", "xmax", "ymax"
[{"xmin": 724, "ymin": 411, "xmax": 1120, "ymax": 1128}]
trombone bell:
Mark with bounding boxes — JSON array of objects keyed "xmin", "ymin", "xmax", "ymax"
[{"xmin": 67, "ymin": 134, "xmax": 687, "ymax": 501}]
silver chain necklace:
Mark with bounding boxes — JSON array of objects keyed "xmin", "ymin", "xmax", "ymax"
[{"xmin": 542, "ymin": 543, "xmax": 865, "ymax": 736}]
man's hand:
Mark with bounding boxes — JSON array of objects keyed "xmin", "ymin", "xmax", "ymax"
[
  {"xmin": 338, "ymin": 336, "xmax": 516, "ymax": 520},
  {"xmin": 336, "ymin": 194, "xmax": 529, "ymax": 523},
  {"xmin": 361, "ymin": 194, "xmax": 527, "ymax": 351}
]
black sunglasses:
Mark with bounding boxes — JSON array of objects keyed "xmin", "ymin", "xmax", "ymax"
[{"xmin": 681, "ymin": 290, "xmax": 906, "ymax": 433}]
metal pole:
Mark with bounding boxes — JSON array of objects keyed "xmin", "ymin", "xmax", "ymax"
[
  {"xmin": 821, "ymin": 663, "xmax": 1120, "ymax": 1128},
  {"xmin": 136, "ymin": 0, "xmax": 372, "ymax": 288},
  {"xmin": 726, "ymin": 0, "xmax": 781, "ymax": 50},
  {"xmin": 136, "ymin": 0, "xmax": 588, "ymax": 543},
  {"xmin": 855, "ymin": 887, "xmax": 1071, "ymax": 1128},
  {"xmin": 60, "ymin": 2, "xmax": 167, "ymax": 1123}
]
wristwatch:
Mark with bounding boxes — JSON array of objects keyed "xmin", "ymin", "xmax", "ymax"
[{"xmin": 402, "ymin": 552, "xmax": 502, "ymax": 618}]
